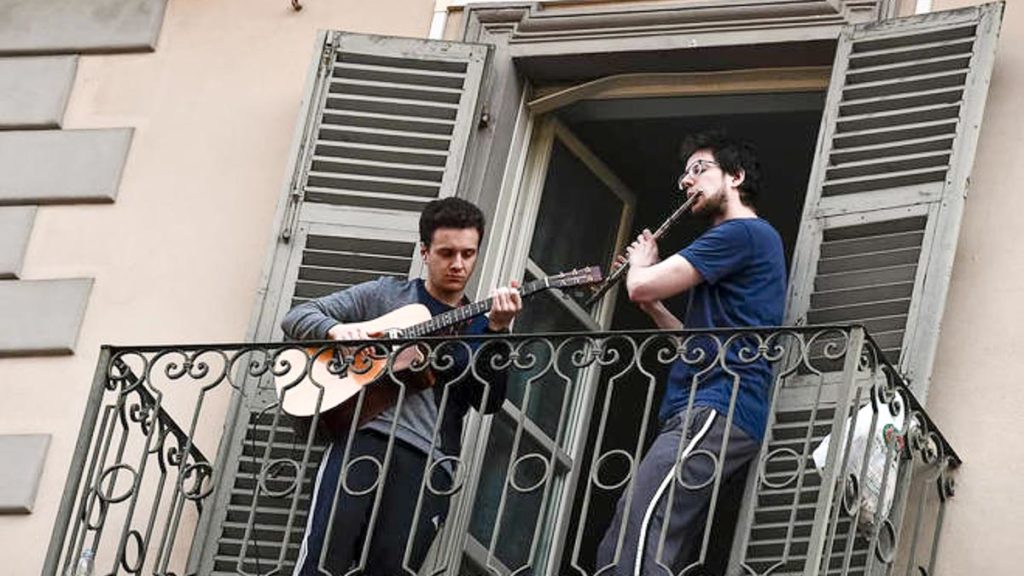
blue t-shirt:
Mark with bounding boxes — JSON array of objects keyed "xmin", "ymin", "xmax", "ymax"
[
  {"xmin": 415, "ymin": 278, "xmax": 490, "ymax": 369},
  {"xmin": 660, "ymin": 218, "xmax": 786, "ymax": 441}
]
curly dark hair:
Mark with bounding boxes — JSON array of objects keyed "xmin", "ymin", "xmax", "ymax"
[
  {"xmin": 679, "ymin": 130, "xmax": 764, "ymax": 208},
  {"xmin": 419, "ymin": 197, "xmax": 486, "ymax": 246}
]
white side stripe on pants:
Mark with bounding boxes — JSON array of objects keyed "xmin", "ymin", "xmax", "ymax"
[
  {"xmin": 634, "ymin": 409, "xmax": 717, "ymax": 576},
  {"xmin": 293, "ymin": 441, "xmax": 336, "ymax": 575}
]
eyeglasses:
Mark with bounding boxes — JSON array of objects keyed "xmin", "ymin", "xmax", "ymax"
[{"xmin": 677, "ymin": 159, "xmax": 719, "ymax": 190}]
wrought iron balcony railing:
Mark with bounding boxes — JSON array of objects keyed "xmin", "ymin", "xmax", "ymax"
[{"xmin": 44, "ymin": 326, "xmax": 959, "ymax": 576}]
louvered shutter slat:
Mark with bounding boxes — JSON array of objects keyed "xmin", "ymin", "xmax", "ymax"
[
  {"xmin": 337, "ymin": 50, "xmax": 471, "ymax": 73},
  {"xmin": 825, "ymin": 151, "xmax": 950, "ymax": 182},
  {"xmin": 851, "ymin": 23, "xmax": 976, "ymax": 53},
  {"xmin": 328, "ymin": 94, "xmax": 459, "ymax": 120},
  {"xmin": 840, "ymin": 87, "xmax": 963, "ymax": 117},
  {"xmin": 810, "ymin": 282, "xmax": 914, "ymax": 310},
  {"xmin": 304, "ymin": 190, "xmax": 428, "ymax": 211},
  {"xmin": 306, "ymin": 171, "xmax": 441, "ymax": 196},
  {"xmin": 842, "ymin": 69, "xmax": 967, "ymax": 100},
  {"xmin": 310, "ymin": 157, "xmax": 445, "ymax": 181},
  {"xmin": 833, "ymin": 119, "xmax": 957, "ymax": 148},
  {"xmin": 835, "ymin": 102, "xmax": 960, "ymax": 134},
  {"xmin": 816, "ymin": 251, "xmax": 920, "ymax": 275},
  {"xmin": 332, "ymin": 78, "xmax": 466, "ymax": 103},
  {"xmin": 849, "ymin": 39, "xmax": 975, "ymax": 67},
  {"xmin": 301, "ymin": 254, "xmax": 410, "ymax": 274},
  {"xmin": 334, "ymin": 62, "xmax": 469, "ymax": 88},
  {"xmin": 320, "ymin": 125, "xmax": 452, "ymax": 150},
  {"xmin": 317, "ymin": 141, "xmax": 449, "ymax": 166},
  {"xmin": 830, "ymin": 135, "xmax": 953, "ymax": 163},
  {"xmin": 321, "ymin": 111, "xmax": 456, "ymax": 135},
  {"xmin": 822, "ymin": 167, "xmax": 948, "ymax": 196},
  {"xmin": 819, "ymin": 226, "xmax": 924, "ymax": 255},
  {"xmin": 847, "ymin": 53, "xmax": 971, "ymax": 82}
]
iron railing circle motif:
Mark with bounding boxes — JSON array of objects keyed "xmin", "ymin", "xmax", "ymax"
[
  {"xmin": 674, "ymin": 448, "xmax": 720, "ymax": 492},
  {"xmin": 874, "ymin": 517, "xmax": 899, "ymax": 564},
  {"xmin": 760, "ymin": 447, "xmax": 803, "ymax": 489},
  {"xmin": 509, "ymin": 452, "xmax": 552, "ymax": 494},
  {"xmin": 842, "ymin": 472, "xmax": 861, "ymax": 518},
  {"xmin": 121, "ymin": 529, "xmax": 146, "ymax": 573},
  {"xmin": 257, "ymin": 458, "xmax": 301, "ymax": 498},
  {"xmin": 96, "ymin": 464, "xmax": 138, "ymax": 504},
  {"xmin": 942, "ymin": 470, "xmax": 956, "ymax": 499},
  {"xmin": 426, "ymin": 455, "xmax": 464, "ymax": 497},
  {"xmin": 82, "ymin": 488, "xmax": 109, "ymax": 531},
  {"xmin": 592, "ymin": 449, "xmax": 635, "ymax": 491},
  {"xmin": 341, "ymin": 455, "xmax": 384, "ymax": 497}
]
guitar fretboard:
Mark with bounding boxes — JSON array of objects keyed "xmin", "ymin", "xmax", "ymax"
[{"xmin": 399, "ymin": 278, "xmax": 547, "ymax": 338}]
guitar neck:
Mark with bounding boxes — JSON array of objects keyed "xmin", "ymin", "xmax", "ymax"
[{"xmin": 399, "ymin": 278, "xmax": 548, "ymax": 338}]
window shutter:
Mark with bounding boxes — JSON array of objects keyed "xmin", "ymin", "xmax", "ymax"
[
  {"xmin": 787, "ymin": 2, "xmax": 1001, "ymax": 390},
  {"xmin": 738, "ymin": 3, "xmax": 1003, "ymax": 574},
  {"xmin": 195, "ymin": 31, "xmax": 489, "ymax": 575}
]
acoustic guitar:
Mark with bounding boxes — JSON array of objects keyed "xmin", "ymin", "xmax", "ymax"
[{"xmin": 274, "ymin": 266, "xmax": 602, "ymax": 426}]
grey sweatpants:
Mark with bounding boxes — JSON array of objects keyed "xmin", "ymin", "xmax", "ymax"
[{"xmin": 596, "ymin": 406, "xmax": 761, "ymax": 576}]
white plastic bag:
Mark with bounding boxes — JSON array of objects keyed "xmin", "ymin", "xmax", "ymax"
[{"xmin": 812, "ymin": 402, "xmax": 904, "ymax": 526}]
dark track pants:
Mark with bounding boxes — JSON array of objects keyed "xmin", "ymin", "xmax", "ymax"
[
  {"xmin": 596, "ymin": 406, "xmax": 761, "ymax": 576},
  {"xmin": 293, "ymin": 431, "xmax": 449, "ymax": 576}
]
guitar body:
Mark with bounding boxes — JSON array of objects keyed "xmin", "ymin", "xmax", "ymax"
[{"xmin": 275, "ymin": 303, "xmax": 434, "ymax": 424}]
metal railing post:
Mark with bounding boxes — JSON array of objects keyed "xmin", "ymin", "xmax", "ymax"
[{"xmin": 802, "ymin": 326, "xmax": 866, "ymax": 575}]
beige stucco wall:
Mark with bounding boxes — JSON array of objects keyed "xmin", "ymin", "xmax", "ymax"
[
  {"xmin": 0, "ymin": 1, "xmax": 434, "ymax": 574},
  {"xmin": 926, "ymin": 0, "xmax": 1024, "ymax": 573}
]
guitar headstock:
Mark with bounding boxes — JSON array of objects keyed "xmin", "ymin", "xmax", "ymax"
[{"xmin": 546, "ymin": 266, "xmax": 603, "ymax": 289}]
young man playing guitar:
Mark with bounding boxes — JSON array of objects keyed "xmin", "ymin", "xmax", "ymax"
[{"xmin": 283, "ymin": 197, "xmax": 522, "ymax": 576}]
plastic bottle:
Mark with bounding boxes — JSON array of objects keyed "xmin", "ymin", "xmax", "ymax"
[{"xmin": 67, "ymin": 548, "xmax": 95, "ymax": 576}]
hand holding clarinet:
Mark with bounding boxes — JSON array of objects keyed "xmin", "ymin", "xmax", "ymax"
[{"xmin": 584, "ymin": 189, "xmax": 701, "ymax": 308}]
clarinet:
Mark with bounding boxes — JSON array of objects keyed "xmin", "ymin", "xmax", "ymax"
[{"xmin": 583, "ymin": 190, "xmax": 701, "ymax": 309}]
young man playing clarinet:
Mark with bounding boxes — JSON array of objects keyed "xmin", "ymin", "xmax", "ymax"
[{"xmin": 597, "ymin": 130, "xmax": 787, "ymax": 576}]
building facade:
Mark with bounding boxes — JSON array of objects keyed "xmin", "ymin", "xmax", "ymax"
[{"xmin": 0, "ymin": 0, "xmax": 1020, "ymax": 574}]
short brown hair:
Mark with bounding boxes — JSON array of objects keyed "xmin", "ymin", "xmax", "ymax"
[{"xmin": 419, "ymin": 197, "xmax": 485, "ymax": 246}]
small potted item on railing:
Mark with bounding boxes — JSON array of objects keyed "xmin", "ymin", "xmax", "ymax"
[{"xmin": 812, "ymin": 401, "xmax": 906, "ymax": 527}]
